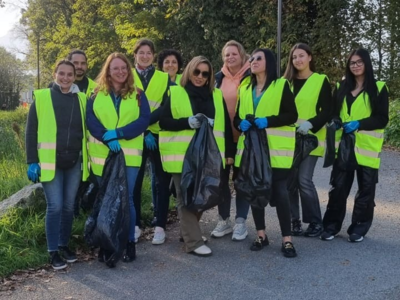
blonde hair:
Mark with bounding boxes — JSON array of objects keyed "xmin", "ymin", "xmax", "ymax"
[
  {"xmin": 180, "ymin": 56, "xmax": 215, "ymax": 93},
  {"xmin": 221, "ymin": 40, "xmax": 249, "ymax": 67},
  {"xmin": 95, "ymin": 53, "xmax": 135, "ymax": 99}
]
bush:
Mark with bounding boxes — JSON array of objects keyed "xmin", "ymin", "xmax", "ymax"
[
  {"xmin": 385, "ymin": 99, "xmax": 400, "ymax": 148},
  {"xmin": 0, "ymin": 107, "xmax": 30, "ymax": 201}
]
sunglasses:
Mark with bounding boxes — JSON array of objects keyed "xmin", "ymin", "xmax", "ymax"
[
  {"xmin": 193, "ymin": 69, "xmax": 210, "ymax": 78},
  {"xmin": 249, "ymin": 55, "xmax": 263, "ymax": 63}
]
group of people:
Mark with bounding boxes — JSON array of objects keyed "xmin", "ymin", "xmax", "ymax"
[{"xmin": 25, "ymin": 38, "xmax": 389, "ymax": 270}]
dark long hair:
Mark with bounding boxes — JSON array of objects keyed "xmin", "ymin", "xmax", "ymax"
[
  {"xmin": 283, "ymin": 43, "xmax": 315, "ymax": 82},
  {"xmin": 337, "ymin": 48, "xmax": 378, "ymax": 112},
  {"xmin": 248, "ymin": 48, "xmax": 277, "ymax": 91}
]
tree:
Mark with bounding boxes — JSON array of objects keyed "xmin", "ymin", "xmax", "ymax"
[{"xmin": 0, "ymin": 47, "xmax": 27, "ymax": 109}]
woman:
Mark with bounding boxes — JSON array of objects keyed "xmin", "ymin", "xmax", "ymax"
[
  {"xmin": 26, "ymin": 60, "xmax": 89, "ymax": 270},
  {"xmin": 320, "ymin": 48, "xmax": 389, "ymax": 242},
  {"xmin": 157, "ymin": 49, "xmax": 183, "ymax": 84},
  {"xmin": 159, "ymin": 56, "xmax": 235, "ymax": 256},
  {"xmin": 86, "ymin": 52, "xmax": 150, "ymax": 265},
  {"xmin": 211, "ymin": 40, "xmax": 251, "ymax": 241},
  {"xmin": 132, "ymin": 38, "xmax": 172, "ymax": 245},
  {"xmin": 234, "ymin": 49, "xmax": 298, "ymax": 257},
  {"xmin": 283, "ymin": 43, "xmax": 332, "ymax": 237}
]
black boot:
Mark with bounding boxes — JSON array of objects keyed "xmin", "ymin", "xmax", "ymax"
[
  {"xmin": 49, "ymin": 251, "xmax": 67, "ymax": 270},
  {"xmin": 123, "ymin": 241, "xmax": 136, "ymax": 262}
]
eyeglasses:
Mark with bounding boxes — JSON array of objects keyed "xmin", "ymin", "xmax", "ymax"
[
  {"xmin": 110, "ymin": 66, "xmax": 128, "ymax": 72},
  {"xmin": 249, "ymin": 55, "xmax": 262, "ymax": 63},
  {"xmin": 193, "ymin": 69, "xmax": 210, "ymax": 78},
  {"xmin": 349, "ymin": 59, "xmax": 364, "ymax": 68}
]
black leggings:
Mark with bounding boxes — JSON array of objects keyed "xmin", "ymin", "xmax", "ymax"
[{"xmin": 251, "ymin": 168, "xmax": 292, "ymax": 237}]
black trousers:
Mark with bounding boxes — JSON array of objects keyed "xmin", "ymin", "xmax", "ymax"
[
  {"xmin": 322, "ymin": 161, "xmax": 378, "ymax": 236},
  {"xmin": 251, "ymin": 168, "xmax": 292, "ymax": 237},
  {"xmin": 133, "ymin": 134, "xmax": 171, "ymax": 229}
]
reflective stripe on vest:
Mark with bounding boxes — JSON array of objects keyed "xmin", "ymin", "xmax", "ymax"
[
  {"xmin": 134, "ymin": 69, "xmax": 168, "ymax": 134},
  {"xmin": 335, "ymin": 81, "xmax": 386, "ymax": 169},
  {"xmin": 292, "ymin": 73, "xmax": 328, "ymax": 157},
  {"xmin": 235, "ymin": 78, "xmax": 295, "ymax": 169},
  {"xmin": 159, "ymin": 86, "xmax": 226, "ymax": 173},
  {"xmin": 88, "ymin": 91, "xmax": 143, "ymax": 176},
  {"xmin": 34, "ymin": 88, "xmax": 89, "ymax": 182}
]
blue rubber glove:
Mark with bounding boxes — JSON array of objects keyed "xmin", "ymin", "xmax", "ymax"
[
  {"xmin": 240, "ymin": 120, "xmax": 252, "ymax": 132},
  {"xmin": 27, "ymin": 163, "xmax": 41, "ymax": 183},
  {"xmin": 255, "ymin": 117, "xmax": 268, "ymax": 129},
  {"xmin": 144, "ymin": 132, "xmax": 157, "ymax": 151},
  {"xmin": 107, "ymin": 140, "xmax": 121, "ymax": 152},
  {"xmin": 297, "ymin": 121, "xmax": 313, "ymax": 135},
  {"xmin": 102, "ymin": 130, "xmax": 118, "ymax": 142},
  {"xmin": 343, "ymin": 121, "xmax": 360, "ymax": 133}
]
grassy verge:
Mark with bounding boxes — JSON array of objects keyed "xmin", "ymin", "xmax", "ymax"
[{"xmin": 0, "ymin": 108, "xmax": 30, "ymax": 201}]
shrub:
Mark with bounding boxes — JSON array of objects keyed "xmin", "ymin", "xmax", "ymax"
[{"xmin": 385, "ymin": 99, "xmax": 400, "ymax": 148}]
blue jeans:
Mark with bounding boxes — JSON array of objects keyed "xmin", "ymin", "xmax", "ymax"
[
  {"xmin": 218, "ymin": 164, "xmax": 250, "ymax": 220},
  {"xmin": 97, "ymin": 166, "xmax": 139, "ymax": 242},
  {"xmin": 42, "ymin": 159, "xmax": 82, "ymax": 252},
  {"xmin": 289, "ymin": 155, "xmax": 322, "ymax": 224}
]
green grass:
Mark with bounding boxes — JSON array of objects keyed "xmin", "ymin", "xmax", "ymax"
[{"xmin": 0, "ymin": 107, "xmax": 30, "ymax": 201}]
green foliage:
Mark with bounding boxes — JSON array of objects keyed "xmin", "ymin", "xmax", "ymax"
[
  {"xmin": 0, "ymin": 107, "xmax": 30, "ymax": 201},
  {"xmin": 384, "ymin": 99, "xmax": 400, "ymax": 147}
]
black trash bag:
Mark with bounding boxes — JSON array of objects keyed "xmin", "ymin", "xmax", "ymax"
[
  {"xmin": 337, "ymin": 131, "xmax": 358, "ymax": 171},
  {"xmin": 287, "ymin": 133, "xmax": 318, "ymax": 193},
  {"xmin": 74, "ymin": 172, "xmax": 99, "ymax": 215},
  {"xmin": 181, "ymin": 115, "xmax": 223, "ymax": 212},
  {"xmin": 323, "ymin": 121, "xmax": 337, "ymax": 168},
  {"xmin": 84, "ymin": 151, "xmax": 130, "ymax": 265},
  {"xmin": 234, "ymin": 115, "xmax": 272, "ymax": 209}
]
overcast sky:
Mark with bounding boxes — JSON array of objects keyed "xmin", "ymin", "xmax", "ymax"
[{"xmin": 0, "ymin": 2, "xmax": 26, "ymax": 59}]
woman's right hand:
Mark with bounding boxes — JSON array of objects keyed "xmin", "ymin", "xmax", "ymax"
[{"xmin": 239, "ymin": 120, "xmax": 252, "ymax": 132}]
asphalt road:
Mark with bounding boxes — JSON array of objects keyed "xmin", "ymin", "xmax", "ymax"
[{"xmin": 3, "ymin": 149, "xmax": 400, "ymax": 300}]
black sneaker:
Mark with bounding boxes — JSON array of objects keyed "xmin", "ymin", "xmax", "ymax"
[
  {"xmin": 250, "ymin": 236, "xmax": 269, "ymax": 251},
  {"xmin": 320, "ymin": 231, "xmax": 335, "ymax": 241},
  {"xmin": 303, "ymin": 222, "xmax": 323, "ymax": 237},
  {"xmin": 58, "ymin": 246, "xmax": 77, "ymax": 263},
  {"xmin": 281, "ymin": 242, "xmax": 297, "ymax": 258},
  {"xmin": 291, "ymin": 219, "xmax": 303, "ymax": 236},
  {"xmin": 123, "ymin": 241, "xmax": 136, "ymax": 262},
  {"xmin": 348, "ymin": 233, "xmax": 364, "ymax": 243},
  {"xmin": 49, "ymin": 251, "xmax": 67, "ymax": 270}
]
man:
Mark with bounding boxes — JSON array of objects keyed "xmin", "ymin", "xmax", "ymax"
[
  {"xmin": 49, "ymin": 49, "xmax": 96, "ymax": 98},
  {"xmin": 67, "ymin": 50, "xmax": 97, "ymax": 98}
]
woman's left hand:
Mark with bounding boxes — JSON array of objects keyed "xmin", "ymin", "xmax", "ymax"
[{"xmin": 226, "ymin": 158, "xmax": 234, "ymax": 165}]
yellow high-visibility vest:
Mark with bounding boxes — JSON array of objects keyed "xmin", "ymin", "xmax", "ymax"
[
  {"xmin": 235, "ymin": 78, "xmax": 296, "ymax": 169},
  {"xmin": 34, "ymin": 89, "xmax": 89, "ymax": 182},
  {"xmin": 86, "ymin": 78, "xmax": 97, "ymax": 98},
  {"xmin": 87, "ymin": 91, "xmax": 143, "ymax": 176},
  {"xmin": 335, "ymin": 81, "xmax": 387, "ymax": 169},
  {"xmin": 134, "ymin": 69, "xmax": 168, "ymax": 134},
  {"xmin": 159, "ymin": 86, "xmax": 226, "ymax": 173},
  {"xmin": 291, "ymin": 73, "xmax": 328, "ymax": 156}
]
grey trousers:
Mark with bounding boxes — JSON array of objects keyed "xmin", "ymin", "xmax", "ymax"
[
  {"xmin": 172, "ymin": 173, "xmax": 204, "ymax": 252},
  {"xmin": 289, "ymin": 155, "xmax": 322, "ymax": 224}
]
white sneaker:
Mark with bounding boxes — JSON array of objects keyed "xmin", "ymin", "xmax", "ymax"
[
  {"xmin": 135, "ymin": 226, "xmax": 141, "ymax": 243},
  {"xmin": 211, "ymin": 217, "xmax": 233, "ymax": 238},
  {"xmin": 192, "ymin": 245, "xmax": 212, "ymax": 257},
  {"xmin": 232, "ymin": 218, "xmax": 248, "ymax": 241},
  {"xmin": 152, "ymin": 227, "xmax": 166, "ymax": 245}
]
